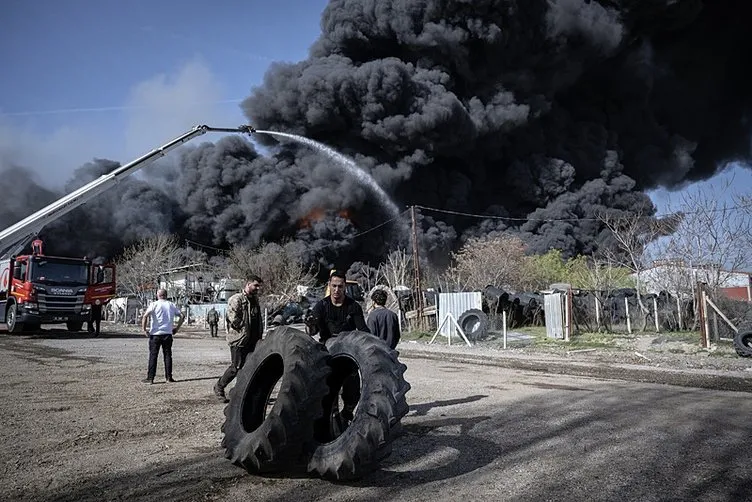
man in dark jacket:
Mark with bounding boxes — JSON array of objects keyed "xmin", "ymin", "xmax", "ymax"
[
  {"xmin": 366, "ymin": 289, "xmax": 401, "ymax": 349},
  {"xmin": 206, "ymin": 307, "xmax": 220, "ymax": 338},
  {"xmin": 213, "ymin": 276, "xmax": 263, "ymax": 402},
  {"xmin": 306, "ymin": 270, "xmax": 368, "ymax": 342},
  {"xmin": 306, "ymin": 269, "xmax": 368, "ymax": 423}
]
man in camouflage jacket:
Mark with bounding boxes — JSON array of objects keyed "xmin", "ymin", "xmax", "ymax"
[{"xmin": 213, "ymin": 275, "xmax": 264, "ymax": 402}]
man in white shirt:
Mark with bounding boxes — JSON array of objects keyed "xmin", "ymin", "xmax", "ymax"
[{"xmin": 140, "ymin": 289, "xmax": 184, "ymax": 384}]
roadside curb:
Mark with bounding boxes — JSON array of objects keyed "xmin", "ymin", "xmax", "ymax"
[{"xmin": 397, "ymin": 344, "xmax": 752, "ymax": 394}]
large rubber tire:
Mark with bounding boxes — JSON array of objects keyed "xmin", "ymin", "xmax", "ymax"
[
  {"xmin": 733, "ymin": 326, "xmax": 752, "ymax": 358},
  {"xmin": 5, "ymin": 303, "xmax": 24, "ymax": 334},
  {"xmin": 457, "ymin": 309, "xmax": 489, "ymax": 340},
  {"xmin": 307, "ymin": 330, "xmax": 411, "ymax": 481},
  {"xmin": 221, "ymin": 326, "xmax": 331, "ymax": 473}
]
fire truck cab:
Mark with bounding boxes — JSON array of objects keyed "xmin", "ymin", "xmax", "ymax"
[{"xmin": 0, "ymin": 239, "xmax": 116, "ymax": 333}]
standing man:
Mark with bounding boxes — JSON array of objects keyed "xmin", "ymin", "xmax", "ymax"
[
  {"xmin": 366, "ymin": 289, "xmax": 401, "ymax": 349},
  {"xmin": 306, "ymin": 270, "xmax": 368, "ymax": 343},
  {"xmin": 206, "ymin": 307, "xmax": 220, "ymax": 338},
  {"xmin": 88, "ymin": 303, "xmax": 103, "ymax": 337},
  {"xmin": 140, "ymin": 289, "xmax": 184, "ymax": 384},
  {"xmin": 213, "ymin": 276, "xmax": 264, "ymax": 403},
  {"xmin": 306, "ymin": 270, "xmax": 368, "ymax": 423}
]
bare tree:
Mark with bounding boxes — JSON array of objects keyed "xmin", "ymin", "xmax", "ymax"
[
  {"xmin": 115, "ymin": 235, "xmax": 182, "ymax": 307},
  {"xmin": 347, "ymin": 262, "xmax": 380, "ymax": 292},
  {"xmin": 436, "ymin": 263, "xmax": 466, "ymax": 293},
  {"xmin": 451, "ymin": 235, "xmax": 527, "ymax": 291},
  {"xmin": 599, "ymin": 210, "xmax": 664, "ymax": 331},
  {"xmin": 223, "ymin": 240, "xmax": 317, "ymax": 311},
  {"xmin": 665, "ymin": 185, "xmax": 752, "ymax": 290},
  {"xmin": 378, "ymin": 249, "xmax": 413, "ymax": 290}
]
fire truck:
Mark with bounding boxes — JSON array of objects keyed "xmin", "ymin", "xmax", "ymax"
[
  {"xmin": 0, "ymin": 239, "xmax": 116, "ymax": 332},
  {"xmin": 0, "ymin": 124, "xmax": 256, "ymax": 333}
]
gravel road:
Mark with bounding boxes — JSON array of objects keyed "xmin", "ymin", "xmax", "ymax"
[{"xmin": 1, "ymin": 324, "xmax": 750, "ymax": 502}]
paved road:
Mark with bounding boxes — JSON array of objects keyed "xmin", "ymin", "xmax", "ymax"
[{"xmin": 1, "ymin": 333, "xmax": 750, "ymax": 502}]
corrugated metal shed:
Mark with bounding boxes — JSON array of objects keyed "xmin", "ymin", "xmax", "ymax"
[{"xmin": 437, "ymin": 292, "xmax": 482, "ymax": 337}]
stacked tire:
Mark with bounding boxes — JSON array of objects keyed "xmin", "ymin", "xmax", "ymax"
[
  {"xmin": 221, "ymin": 327, "xmax": 410, "ymax": 481},
  {"xmin": 733, "ymin": 320, "xmax": 752, "ymax": 358}
]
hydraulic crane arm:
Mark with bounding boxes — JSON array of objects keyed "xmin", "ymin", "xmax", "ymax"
[{"xmin": 0, "ymin": 125, "xmax": 256, "ymax": 257}]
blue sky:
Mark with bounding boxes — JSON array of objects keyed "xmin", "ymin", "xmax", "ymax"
[
  {"xmin": 2, "ymin": 0, "xmax": 750, "ymax": 215},
  {"xmin": 1, "ymin": 0, "xmax": 329, "ymax": 185}
]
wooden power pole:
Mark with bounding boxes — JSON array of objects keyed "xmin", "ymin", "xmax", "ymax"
[{"xmin": 410, "ymin": 206, "xmax": 424, "ymax": 328}]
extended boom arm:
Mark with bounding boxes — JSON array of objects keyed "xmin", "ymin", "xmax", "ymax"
[{"xmin": 0, "ymin": 125, "xmax": 256, "ymax": 257}]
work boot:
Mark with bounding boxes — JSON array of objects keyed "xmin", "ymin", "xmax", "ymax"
[
  {"xmin": 213, "ymin": 384, "xmax": 228, "ymax": 403},
  {"xmin": 141, "ymin": 378, "xmax": 153, "ymax": 384},
  {"xmin": 166, "ymin": 377, "xmax": 176, "ymax": 383}
]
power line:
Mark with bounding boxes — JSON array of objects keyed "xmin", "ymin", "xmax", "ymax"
[
  {"xmin": 414, "ymin": 201, "xmax": 752, "ymax": 223},
  {"xmin": 182, "ymin": 208, "xmax": 411, "ymax": 256}
]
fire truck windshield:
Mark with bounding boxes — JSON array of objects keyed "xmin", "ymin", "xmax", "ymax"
[{"xmin": 30, "ymin": 258, "xmax": 89, "ymax": 286}]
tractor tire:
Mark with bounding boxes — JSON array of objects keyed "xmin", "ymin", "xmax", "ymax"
[
  {"xmin": 66, "ymin": 321, "xmax": 83, "ymax": 332},
  {"xmin": 307, "ymin": 330, "xmax": 410, "ymax": 481},
  {"xmin": 221, "ymin": 326, "xmax": 331, "ymax": 473},
  {"xmin": 5, "ymin": 303, "xmax": 24, "ymax": 334},
  {"xmin": 733, "ymin": 326, "xmax": 752, "ymax": 358},
  {"xmin": 457, "ymin": 309, "xmax": 489, "ymax": 340}
]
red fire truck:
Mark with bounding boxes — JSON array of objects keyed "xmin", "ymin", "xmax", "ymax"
[
  {"xmin": 0, "ymin": 239, "xmax": 116, "ymax": 332},
  {"xmin": 0, "ymin": 124, "xmax": 256, "ymax": 333}
]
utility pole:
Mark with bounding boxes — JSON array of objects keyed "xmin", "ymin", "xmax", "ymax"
[{"xmin": 410, "ymin": 206, "xmax": 424, "ymax": 329}]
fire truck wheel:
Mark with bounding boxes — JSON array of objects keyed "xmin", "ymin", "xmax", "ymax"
[
  {"xmin": 221, "ymin": 326, "xmax": 331, "ymax": 474},
  {"xmin": 5, "ymin": 303, "xmax": 24, "ymax": 334},
  {"xmin": 306, "ymin": 330, "xmax": 411, "ymax": 481},
  {"xmin": 66, "ymin": 321, "xmax": 83, "ymax": 332}
]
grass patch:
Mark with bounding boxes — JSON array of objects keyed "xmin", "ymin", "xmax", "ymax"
[{"xmin": 401, "ymin": 330, "xmax": 434, "ymax": 342}]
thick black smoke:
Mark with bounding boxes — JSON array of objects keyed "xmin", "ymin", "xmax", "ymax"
[{"xmin": 3, "ymin": 0, "xmax": 751, "ymax": 268}]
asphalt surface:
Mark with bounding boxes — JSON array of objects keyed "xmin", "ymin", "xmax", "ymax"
[{"xmin": 0, "ymin": 329, "xmax": 750, "ymax": 501}]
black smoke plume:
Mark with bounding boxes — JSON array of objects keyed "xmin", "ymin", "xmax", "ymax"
[{"xmin": 2, "ymin": 0, "xmax": 751, "ymax": 268}]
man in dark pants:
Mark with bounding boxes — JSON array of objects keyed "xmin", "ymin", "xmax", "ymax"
[
  {"xmin": 366, "ymin": 289, "xmax": 401, "ymax": 349},
  {"xmin": 206, "ymin": 307, "xmax": 220, "ymax": 337},
  {"xmin": 213, "ymin": 276, "xmax": 264, "ymax": 403},
  {"xmin": 306, "ymin": 269, "xmax": 368, "ymax": 423},
  {"xmin": 140, "ymin": 289, "xmax": 184, "ymax": 384},
  {"xmin": 88, "ymin": 303, "xmax": 103, "ymax": 337}
]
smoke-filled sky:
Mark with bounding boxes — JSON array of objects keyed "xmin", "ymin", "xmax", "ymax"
[{"xmin": 2, "ymin": 0, "xmax": 751, "ymax": 269}]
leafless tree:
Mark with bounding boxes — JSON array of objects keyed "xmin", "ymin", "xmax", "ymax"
[
  {"xmin": 115, "ymin": 235, "xmax": 182, "ymax": 307},
  {"xmin": 436, "ymin": 263, "xmax": 466, "ymax": 293},
  {"xmin": 651, "ymin": 184, "xmax": 752, "ymax": 329},
  {"xmin": 378, "ymin": 249, "xmax": 413, "ymax": 290},
  {"xmin": 599, "ymin": 210, "xmax": 665, "ymax": 332},
  {"xmin": 223, "ymin": 240, "xmax": 317, "ymax": 311},
  {"xmin": 450, "ymin": 235, "xmax": 527, "ymax": 292},
  {"xmin": 665, "ymin": 185, "xmax": 752, "ymax": 290},
  {"xmin": 347, "ymin": 262, "xmax": 380, "ymax": 292}
]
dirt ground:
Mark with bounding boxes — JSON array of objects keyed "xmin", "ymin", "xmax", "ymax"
[{"xmin": 1, "ymin": 321, "xmax": 751, "ymax": 501}]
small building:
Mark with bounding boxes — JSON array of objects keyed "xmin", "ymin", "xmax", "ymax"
[{"xmin": 635, "ymin": 260, "xmax": 751, "ymax": 301}]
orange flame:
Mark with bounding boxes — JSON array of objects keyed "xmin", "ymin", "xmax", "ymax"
[
  {"xmin": 297, "ymin": 208, "xmax": 353, "ymax": 229},
  {"xmin": 298, "ymin": 208, "xmax": 326, "ymax": 229}
]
